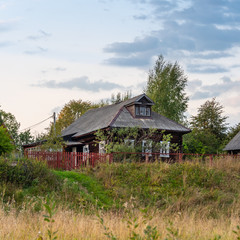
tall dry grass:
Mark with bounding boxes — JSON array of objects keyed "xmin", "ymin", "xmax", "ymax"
[
  {"xmin": 0, "ymin": 207, "xmax": 240, "ymax": 240},
  {"xmin": 1, "ymin": 156, "xmax": 240, "ymax": 239}
]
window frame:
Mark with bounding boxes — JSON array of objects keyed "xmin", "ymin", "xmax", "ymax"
[
  {"xmin": 142, "ymin": 140, "xmax": 152, "ymax": 156},
  {"xmin": 135, "ymin": 105, "xmax": 151, "ymax": 117},
  {"xmin": 160, "ymin": 141, "xmax": 170, "ymax": 157},
  {"xmin": 124, "ymin": 139, "xmax": 135, "ymax": 149},
  {"xmin": 99, "ymin": 141, "xmax": 106, "ymax": 154}
]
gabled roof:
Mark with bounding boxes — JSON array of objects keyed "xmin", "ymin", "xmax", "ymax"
[
  {"xmin": 61, "ymin": 94, "xmax": 191, "ymax": 138},
  {"xmin": 224, "ymin": 131, "xmax": 240, "ymax": 151}
]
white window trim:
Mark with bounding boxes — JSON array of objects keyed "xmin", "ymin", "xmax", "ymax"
[
  {"xmin": 124, "ymin": 139, "xmax": 135, "ymax": 148},
  {"xmin": 160, "ymin": 141, "xmax": 170, "ymax": 157},
  {"xmin": 83, "ymin": 144, "xmax": 89, "ymax": 153},
  {"xmin": 142, "ymin": 140, "xmax": 152, "ymax": 156},
  {"xmin": 99, "ymin": 141, "xmax": 106, "ymax": 154}
]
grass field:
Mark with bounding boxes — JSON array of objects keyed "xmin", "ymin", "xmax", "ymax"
[
  {"xmin": 0, "ymin": 156, "xmax": 240, "ymax": 239},
  {"xmin": 0, "ymin": 207, "xmax": 240, "ymax": 239}
]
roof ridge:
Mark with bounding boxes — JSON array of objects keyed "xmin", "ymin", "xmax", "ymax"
[{"xmin": 108, "ymin": 106, "xmax": 124, "ymax": 127}]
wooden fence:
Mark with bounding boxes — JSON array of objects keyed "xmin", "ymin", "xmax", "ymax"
[
  {"xmin": 25, "ymin": 151, "xmax": 240, "ymax": 170},
  {"xmin": 25, "ymin": 151, "xmax": 113, "ymax": 170}
]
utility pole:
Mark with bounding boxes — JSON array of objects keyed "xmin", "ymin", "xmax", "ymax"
[{"xmin": 53, "ymin": 112, "xmax": 56, "ymax": 134}]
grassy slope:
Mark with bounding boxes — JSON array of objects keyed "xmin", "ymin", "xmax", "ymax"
[
  {"xmin": 53, "ymin": 170, "xmax": 113, "ymax": 209},
  {"xmin": 84, "ymin": 160, "xmax": 240, "ymax": 216},
  {"xmin": 1, "ymin": 157, "xmax": 240, "ymax": 217}
]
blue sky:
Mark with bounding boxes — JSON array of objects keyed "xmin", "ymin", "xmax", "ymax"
[{"xmin": 1, "ymin": 0, "xmax": 240, "ymax": 134}]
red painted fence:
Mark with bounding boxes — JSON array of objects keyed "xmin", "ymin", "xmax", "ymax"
[
  {"xmin": 25, "ymin": 151, "xmax": 113, "ymax": 170},
  {"xmin": 25, "ymin": 151, "xmax": 240, "ymax": 170}
]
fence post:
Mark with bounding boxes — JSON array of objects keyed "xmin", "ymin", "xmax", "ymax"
[
  {"xmin": 178, "ymin": 153, "xmax": 183, "ymax": 163},
  {"xmin": 145, "ymin": 153, "xmax": 149, "ymax": 163},
  {"xmin": 210, "ymin": 155, "xmax": 213, "ymax": 166}
]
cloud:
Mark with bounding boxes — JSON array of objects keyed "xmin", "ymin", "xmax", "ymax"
[
  {"xmin": 191, "ymin": 91, "xmax": 213, "ymax": 100},
  {"xmin": 133, "ymin": 14, "xmax": 148, "ymax": 20},
  {"xmin": 187, "ymin": 79, "xmax": 202, "ymax": 92},
  {"xmin": 104, "ymin": 36, "xmax": 160, "ymax": 54},
  {"xmin": 31, "ymin": 76, "xmax": 125, "ymax": 92},
  {"xmin": 103, "ymin": 36, "xmax": 160, "ymax": 67},
  {"xmin": 54, "ymin": 67, "xmax": 66, "ymax": 71},
  {"xmin": 27, "ymin": 30, "xmax": 51, "ymax": 41},
  {"xmin": 24, "ymin": 46, "xmax": 48, "ymax": 55},
  {"xmin": 104, "ymin": 54, "xmax": 151, "ymax": 67},
  {"xmin": 103, "ymin": 0, "xmax": 240, "ymax": 67},
  {"xmin": 191, "ymin": 52, "xmax": 233, "ymax": 59},
  {"xmin": 191, "ymin": 77, "xmax": 240, "ymax": 100},
  {"xmin": 187, "ymin": 64, "xmax": 229, "ymax": 74},
  {"xmin": 0, "ymin": 20, "xmax": 14, "ymax": 32},
  {"xmin": 0, "ymin": 41, "xmax": 12, "ymax": 48}
]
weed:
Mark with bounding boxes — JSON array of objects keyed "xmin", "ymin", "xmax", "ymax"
[
  {"xmin": 38, "ymin": 197, "xmax": 58, "ymax": 240},
  {"xmin": 233, "ymin": 225, "xmax": 240, "ymax": 240}
]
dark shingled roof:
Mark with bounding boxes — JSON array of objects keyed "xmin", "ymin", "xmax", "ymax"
[
  {"xmin": 224, "ymin": 131, "xmax": 240, "ymax": 151},
  {"xmin": 61, "ymin": 94, "xmax": 191, "ymax": 138}
]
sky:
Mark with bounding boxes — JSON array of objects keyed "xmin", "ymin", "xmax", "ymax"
[{"xmin": 1, "ymin": 0, "xmax": 240, "ymax": 135}]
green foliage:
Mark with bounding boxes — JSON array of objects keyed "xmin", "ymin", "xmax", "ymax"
[
  {"xmin": 0, "ymin": 109, "xmax": 20, "ymax": 145},
  {"xmin": 190, "ymin": 98, "xmax": 228, "ymax": 141},
  {"xmin": 0, "ymin": 126, "xmax": 14, "ymax": 155},
  {"xmin": 95, "ymin": 127, "xmax": 178, "ymax": 158},
  {"xmin": 146, "ymin": 55, "xmax": 189, "ymax": 123},
  {"xmin": 0, "ymin": 158, "xmax": 60, "ymax": 190},
  {"xmin": 183, "ymin": 129, "xmax": 220, "ymax": 154},
  {"xmin": 0, "ymin": 109, "xmax": 34, "ymax": 152},
  {"xmin": 93, "ymin": 162, "xmax": 230, "ymax": 213},
  {"xmin": 56, "ymin": 99, "xmax": 108, "ymax": 131},
  {"xmin": 111, "ymin": 91, "xmax": 132, "ymax": 104},
  {"xmin": 54, "ymin": 171, "xmax": 113, "ymax": 209},
  {"xmin": 0, "ymin": 158, "xmax": 113, "ymax": 212},
  {"xmin": 233, "ymin": 225, "xmax": 240, "ymax": 240},
  {"xmin": 226, "ymin": 122, "xmax": 240, "ymax": 142},
  {"xmin": 184, "ymin": 98, "xmax": 228, "ymax": 154},
  {"xmin": 43, "ymin": 197, "xmax": 58, "ymax": 240},
  {"xmin": 41, "ymin": 123, "xmax": 64, "ymax": 151}
]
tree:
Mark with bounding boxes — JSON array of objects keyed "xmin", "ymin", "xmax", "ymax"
[
  {"xmin": 0, "ymin": 109, "xmax": 34, "ymax": 152},
  {"xmin": 190, "ymin": 98, "xmax": 228, "ymax": 141},
  {"xmin": 110, "ymin": 91, "xmax": 132, "ymax": 104},
  {"xmin": 0, "ymin": 109, "xmax": 20, "ymax": 145},
  {"xmin": 0, "ymin": 126, "xmax": 15, "ymax": 155},
  {"xmin": 183, "ymin": 98, "xmax": 228, "ymax": 154},
  {"xmin": 146, "ymin": 55, "xmax": 189, "ymax": 123},
  {"xmin": 226, "ymin": 122, "xmax": 240, "ymax": 142},
  {"xmin": 41, "ymin": 123, "xmax": 64, "ymax": 151},
  {"xmin": 56, "ymin": 99, "xmax": 99, "ymax": 131},
  {"xmin": 18, "ymin": 129, "xmax": 34, "ymax": 152},
  {"xmin": 183, "ymin": 128, "xmax": 220, "ymax": 154}
]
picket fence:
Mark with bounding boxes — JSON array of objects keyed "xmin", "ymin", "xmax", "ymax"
[
  {"xmin": 25, "ymin": 150, "xmax": 240, "ymax": 170},
  {"xmin": 25, "ymin": 151, "xmax": 113, "ymax": 170}
]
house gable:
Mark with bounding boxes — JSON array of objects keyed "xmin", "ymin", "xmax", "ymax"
[{"xmin": 125, "ymin": 94, "xmax": 154, "ymax": 118}]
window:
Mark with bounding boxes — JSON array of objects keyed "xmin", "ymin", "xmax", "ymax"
[
  {"xmin": 146, "ymin": 107, "xmax": 151, "ymax": 116},
  {"xmin": 124, "ymin": 139, "xmax": 135, "ymax": 148},
  {"xmin": 83, "ymin": 145, "xmax": 89, "ymax": 153},
  {"xmin": 160, "ymin": 141, "xmax": 170, "ymax": 157},
  {"xmin": 140, "ymin": 106, "xmax": 146, "ymax": 116},
  {"xmin": 99, "ymin": 141, "xmax": 106, "ymax": 154},
  {"xmin": 142, "ymin": 140, "xmax": 152, "ymax": 156},
  {"xmin": 136, "ymin": 106, "xmax": 140, "ymax": 115},
  {"xmin": 135, "ymin": 106, "xmax": 151, "ymax": 117}
]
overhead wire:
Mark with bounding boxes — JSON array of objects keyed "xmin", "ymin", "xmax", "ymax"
[{"xmin": 19, "ymin": 115, "xmax": 53, "ymax": 132}]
